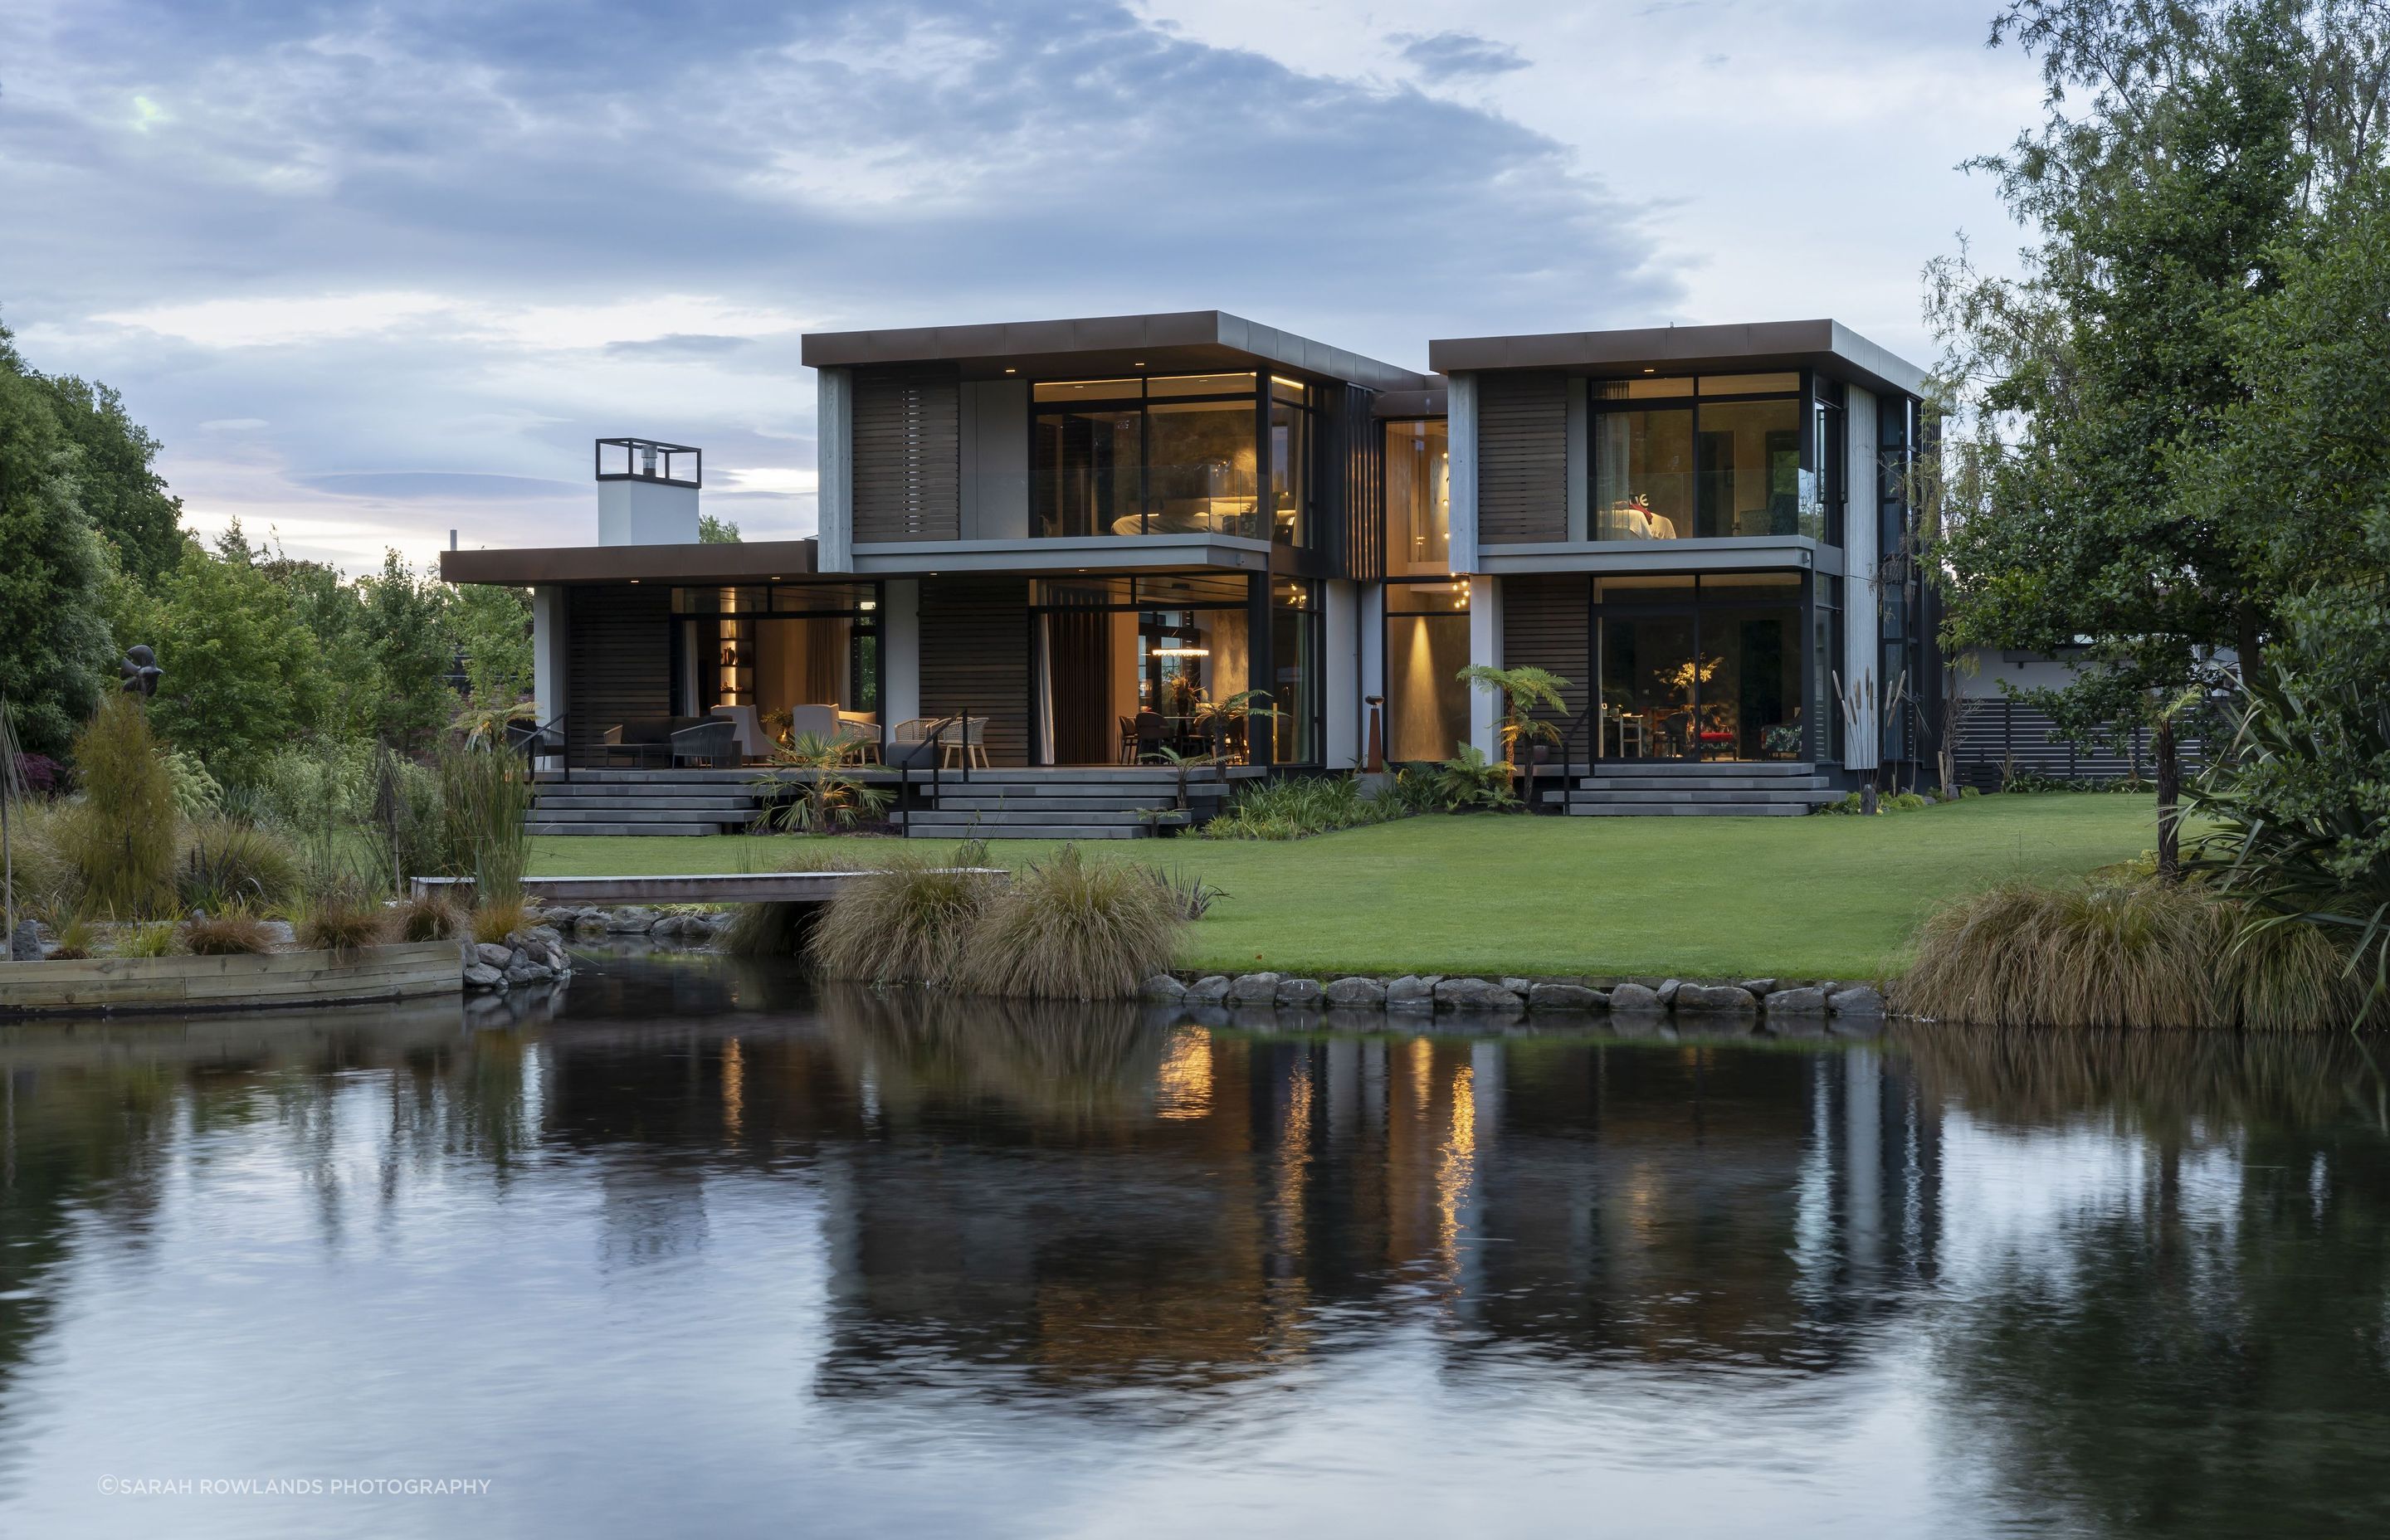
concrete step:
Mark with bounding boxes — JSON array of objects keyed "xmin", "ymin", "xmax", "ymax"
[
  {"xmin": 1580, "ymin": 775, "xmax": 1832, "ymax": 792},
  {"xmin": 1588, "ymin": 761, "xmax": 1818, "ymax": 777},
  {"xmin": 524, "ymin": 821, "xmax": 719, "ymax": 836},
  {"xmin": 928, "ymin": 795, "xmax": 1186, "ymax": 813},
  {"xmin": 527, "ymin": 806, "xmax": 744, "ymax": 824},
  {"xmin": 1566, "ymin": 802, "xmax": 1814, "ymax": 816},
  {"xmin": 1567, "ymin": 789, "xmax": 1841, "ymax": 806},
  {"xmin": 901, "ymin": 817, "xmax": 1152, "ymax": 840},
  {"xmin": 533, "ymin": 795, "xmax": 756, "ymax": 811},
  {"xmin": 924, "ymin": 781, "xmax": 1230, "ymax": 801},
  {"xmin": 905, "ymin": 807, "xmax": 1177, "ymax": 827}
]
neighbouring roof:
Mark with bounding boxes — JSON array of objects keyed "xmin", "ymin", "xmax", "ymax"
[
  {"xmin": 1427, "ymin": 319, "xmax": 1929, "ymax": 400},
  {"xmin": 800, "ymin": 309, "xmax": 1435, "ymax": 393}
]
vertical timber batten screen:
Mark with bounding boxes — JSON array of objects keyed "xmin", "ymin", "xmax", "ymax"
[
  {"xmin": 566, "ymin": 583, "xmax": 674, "ymax": 766},
  {"xmin": 853, "ymin": 364, "xmax": 963, "ymax": 542},
  {"xmin": 919, "ymin": 577, "xmax": 1029, "ymax": 767},
  {"xmin": 1476, "ymin": 372, "xmax": 1568, "ymax": 544}
]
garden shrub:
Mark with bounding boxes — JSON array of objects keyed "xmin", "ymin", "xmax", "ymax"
[
  {"xmin": 178, "ymin": 816, "xmax": 301, "ymax": 913},
  {"xmin": 183, "ymin": 910, "xmax": 276, "ymax": 956},
  {"xmin": 806, "ymin": 848, "xmax": 1002, "ymax": 986},
  {"xmin": 60, "ymin": 694, "xmax": 178, "ymax": 916},
  {"xmin": 956, "ymin": 846, "xmax": 1181, "ymax": 1000}
]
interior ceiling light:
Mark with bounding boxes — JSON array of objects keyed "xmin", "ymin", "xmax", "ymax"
[{"xmin": 1151, "ymin": 646, "xmax": 1210, "ymax": 657}]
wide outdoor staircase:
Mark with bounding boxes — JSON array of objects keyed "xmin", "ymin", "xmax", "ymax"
[
  {"xmin": 898, "ymin": 765, "xmax": 1246, "ymax": 840},
  {"xmin": 1548, "ymin": 761, "xmax": 1845, "ymax": 817},
  {"xmin": 526, "ymin": 769, "xmax": 764, "ymax": 836}
]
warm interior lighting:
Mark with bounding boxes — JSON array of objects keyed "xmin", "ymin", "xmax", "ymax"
[
  {"xmin": 1150, "ymin": 645, "xmax": 1211, "ymax": 657},
  {"xmin": 1003, "ymin": 366, "xmax": 1017, "ymax": 373},
  {"xmin": 859, "ymin": 599, "xmax": 877, "ymax": 611}
]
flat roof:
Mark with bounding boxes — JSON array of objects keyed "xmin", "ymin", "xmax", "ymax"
[
  {"xmin": 801, "ymin": 309, "xmax": 1433, "ymax": 393},
  {"xmin": 1427, "ymin": 319, "xmax": 1929, "ymax": 400},
  {"xmin": 440, "ymin": 538, "xmax": 819, "ymax": 587}
]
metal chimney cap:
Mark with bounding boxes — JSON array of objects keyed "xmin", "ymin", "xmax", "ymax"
[{"xmin": 594, "ymin": 437, "xmax": 701, "ymax": 489}]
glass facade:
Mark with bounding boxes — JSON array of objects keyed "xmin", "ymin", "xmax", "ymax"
[
  {"xmin": 1270, "ymin": 578, "xmax": 1318, "ymax": 763},
  {"xmin": 667, "ymin": 583, "xmax": 880, "ymax": 746},
  {"xmin": 1027, "ymin": 578, "xmax": 1252, "ymax": 765},
  {"xmin": 1384, "ymin": 580, "xmax": 1470, "ymax": 763},
  {"xmin": 1384, "ymin": 418, "xmax": 1451, "ymax": 573},
  {"xmin": 1595, "ymin": 573, "xmax": 1806, "ymax": 763},
  {"xmin": 1029, "ymin": 372, "xmax": 1314, "ymax": 545},
  {"xmin": 1590, "ymin": 374, "xmax": 1827, "ymax": 542}
]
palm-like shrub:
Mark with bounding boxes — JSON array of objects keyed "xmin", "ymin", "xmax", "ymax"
[
  {"xmin": 751, "ymin": 733, "xmax": 892, "ymax": 834},
  {"xmin": 957, "ymin": 845, "xmax": 1182, "ymax": 1000},
  {"xmin": 1429, "ymin": 745, "xmax": 1518, "ymax": 811},
  {"xmin": 2188, "ymin": 647, "xmax": 2390, "ymax": 1014}
]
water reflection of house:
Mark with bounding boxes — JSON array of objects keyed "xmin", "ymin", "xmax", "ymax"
[{"xmin": 801, "ymin": 1021, "xmax": 1945, "ymax": 1400}]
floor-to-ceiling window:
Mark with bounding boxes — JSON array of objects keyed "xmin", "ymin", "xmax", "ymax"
[
  {"xmin": 1032, "ymin": 373, "xmax": 1318, "ymax": 543},
  {"xmin": 1384, "ymin": 418, "xmax": 1450, "ymax": 575},
  {"xmin": 1027, "ymin": 575, "xmax": 1256, "ymax": 764},
  {"xmin": 1595, "ymin": 572, "xmax": 1806, "ymax": 762},
  {"xmin": 1591, "ymin": 373, "xmax": 1822, "ymax": 542},
  {"xmin": 1384, "ymin": 578, "xmax": 1470, "ymax": 763},
  {"xmin": 670, "ymin": 582, "xmax": 881, "ymax": 750},
  {"xmin": 1270, "ymin": 578, "xmax": 1319, "ymax": 763}
]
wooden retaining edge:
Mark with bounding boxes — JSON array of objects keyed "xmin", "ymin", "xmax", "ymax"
[
  {"xmin": 0, "ymin": 940, "xmax": 462, "ymax": 1018},
  {"xmin": 408, "ymin": 870, "xmax": 1008, "ymax": 906}
]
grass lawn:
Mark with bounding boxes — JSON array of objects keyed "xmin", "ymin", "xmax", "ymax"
[{"xmin": 529, "ymin": 794, "xmax": 2167, "ymax": 980}]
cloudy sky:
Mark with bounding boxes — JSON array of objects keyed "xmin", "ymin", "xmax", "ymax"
[{"xmin": 0, "ymin": 0, "xmax": 2042, "ymax": 573}]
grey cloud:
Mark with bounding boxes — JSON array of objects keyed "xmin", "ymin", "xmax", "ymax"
[
  {"xmin": 1393, "ymin": 31, "xmax": 1531, "ymax": 81},
  {"xmin": 299, "ymin": 471, "xmax": 584, "ymax": 500},
  {"xmin": 603, "ymin": 334, "xmax": 758, "ymax": 357}
]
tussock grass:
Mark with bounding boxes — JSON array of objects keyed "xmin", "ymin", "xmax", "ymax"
[
  {"xmin": 1900, "ymin": 877, "xmax": 2365, "ymax": 1031},
  {"xmin": 183, "ymin": 910, "xmax": 277, "ymax": 956},
  {"xmin": 46, "ymin": 914, "xmax": 95, "ymax": 959},
  {"xmin": 469, "ymin": 896, "xmax": 529, "ymax": 946},
  {"xmin": 956, "ymin": 845, "xmax": 1182, "ymax": 1000},
  {"xmin": 805, "ymin": 848, "xmax": 1003, "ymax": 986},
  {"xmin": 439, "ymin": 747, "xmax": 531, "ymax": 905},
  {"xmin": 178, "ymin": 816, "xmax": 301, "ymax": 914},
  {"xmin": 296, "ymin": 887, "xmax": 390, "ymax": 953},
  {"xmin": 396, "ymin": 892, "xmax": 459, "ymax": 943}
]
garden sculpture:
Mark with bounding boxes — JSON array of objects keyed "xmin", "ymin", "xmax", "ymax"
[{"xmin": 120, "ymin": 645, "xmax": 162, "ymax": 697}]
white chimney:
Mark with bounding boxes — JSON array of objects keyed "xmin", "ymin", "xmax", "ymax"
[{"xmin": 595, "ymin": 436, "xmax": 700, "ymax": 545}]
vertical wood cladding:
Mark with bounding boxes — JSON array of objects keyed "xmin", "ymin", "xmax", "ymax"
[
  {"xmin": 919, "ymin": 577, "xmax": 1028, "ymax": 766},
  {"xmin": 1476, "ymin": 372, "xmax": 1569, "ymax": 543},
  {"xmin": 853, "ymin": 363, "xmax": 962, "ymax": 542},
  {"xmin": 1326, "ymin": 383, "xmax": 1384, "ymax": 581},
  {"xmin": 566, "ymin": 583, "xmax": 672, "ymax": 764},
  {"xmin": 1500, "ymin": 574, "xmax": 1591, "ymax": 729}
]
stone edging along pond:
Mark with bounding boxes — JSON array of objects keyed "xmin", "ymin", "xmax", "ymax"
[{"xmin": 1139, "ymin": 971, "xmax": 1889, "ymax": 1024}]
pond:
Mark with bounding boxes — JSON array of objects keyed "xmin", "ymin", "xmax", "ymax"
[{"xmin": 4, "ymin": 952, "xmax": 2390, "ymax": 1538}]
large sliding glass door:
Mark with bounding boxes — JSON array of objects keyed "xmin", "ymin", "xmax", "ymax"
[{"xmin": 1596, "ymin": 573, "xmax": 1808, "ymax": 763}]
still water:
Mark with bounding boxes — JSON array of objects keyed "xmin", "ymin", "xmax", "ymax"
[{"xmin": 3, "ymin": 953, "xmax": 2389, "ymax": 1538}]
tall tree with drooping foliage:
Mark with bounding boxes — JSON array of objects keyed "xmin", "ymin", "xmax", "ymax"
[
  {"xmin": 0, "ymin": 319, "xmax": 115, "ymax": 757},
  {"xmin": 1928, "ymin": 0, "xmax": 2389, "ymax": 875}
]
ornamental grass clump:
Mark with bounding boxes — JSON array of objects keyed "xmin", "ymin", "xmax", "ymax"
[
  {"xmin": 116, "ymin": 919, "xmax": 178, "ymax": 958},
  {"xmin": 178, "ymin": 816, "xmax": 301, "ymax": 914},
  {"xmin": 469, "ymin": 895, "xmax": 529, "ymax": 946},
  {"xmin": 1900, "ymin": 878, "xmax": 2363, "ymax": 1031},
  {"xmin": 295, "ymin": 871, "xmax": 390, "ymax": 954},
  {"xmin": 438, "ymin": 745, "xmax": 531, "ymax": 906},
  {"xmin": 60, "ymin": 694, "xmax": 179, "ymax": 917},
  {"xmin": 804, "ymin": 849, "xmax": 1002, "ymax": 986},
  {"xmin": 183, "ymin": 909, "xmax": 276, "ymax": 956},
  {"xmin": 397, "ymin": 891, "xmax": 460, "ymax": 943},
  {"xmin": 957, "ymin": 845, "xmax": 1182, "ymax": 1000}
]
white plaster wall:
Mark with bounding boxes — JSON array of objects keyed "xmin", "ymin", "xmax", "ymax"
[
  {"xmin": 1466, "ymin": 574, "xmax": 1503, "ymax": 758},
  {"xmin": 880, "ymin": 578, "xmax": 920, "ymax": 724},
  {"xmin": 1324, "ymin": 578, "xmax": 1360, "ymax": 768},
  {"xmin": 816, "ymin": 367, "xmax": 853, "ymax": 571},
  {"xmin": 596, "ymin": 480, "xmax": 698, "ymax": 545},
  {"xmin": 531, "ymin": 586, "xmax": 567, "ymax": 725},
  {"xmin": 1358, "ymin": 582, "xmax": 1386, "ymax": 768},
  {"xmin": 1446, "ymin": 373, "xmax": 1479, "ymax": 573},
  {"xmin": 1842, "ymin": 384, "xmax": 1880, "ymax": 770}
]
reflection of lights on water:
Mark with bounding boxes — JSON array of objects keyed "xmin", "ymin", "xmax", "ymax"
[
  {"xmin": 1436, "ymin": 1065, "xmax": 1476, "ymax": 1265},
  {"xmin": 722, "ymin": 1038, "xmax": 744, "ymax": 1140},
  {"xmin": 1410, "ymin": 1036, "xmax": 1432, "ymax": 1113},
  {"xmin": 1155, "ymin": 1028, "xmax": 1214, "ymax": 1119}
]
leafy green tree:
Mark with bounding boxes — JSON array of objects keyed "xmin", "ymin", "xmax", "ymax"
[
  {"xmin": 34, "ymin": 374, "xmax": 183, "ymax": 583},
  {"xmin": 356, "ymin": 551, "xmax": 456, "ymax": 753},
  {"xmin": 135, "ymin": 524, "xmax": 320, "ymax": 783},
  {"xmin": 444, "ymin": 581, "xmax": 533, "ymax": 705},
  {"xmin": 699, "ymin": 512, "xmax": 740, "ymax": 543},
  {"xmin": 259, "ymin": 548, "xmax": 378, "ymax": 741},
  {"xmin": 0, "ymin": 321, "xmax": 113, "ymax": 756},
  {"xmin": 1929, "ymin": 0, "xmax": 2345, "ymax": 875}
]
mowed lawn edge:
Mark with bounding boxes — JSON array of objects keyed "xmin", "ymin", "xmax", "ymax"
[{"xmin": 529, "ymin": 794, "xmax": 2163, "ymax": 979}]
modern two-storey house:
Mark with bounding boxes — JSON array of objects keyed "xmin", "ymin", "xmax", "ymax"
[{"xmin": 442, "ymin": 310, "xmax": 1937, "ymax": 835}]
